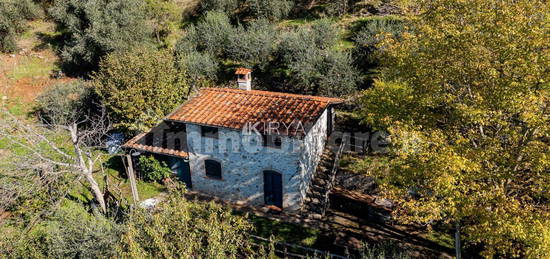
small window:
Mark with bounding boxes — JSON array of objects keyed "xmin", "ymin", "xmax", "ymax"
[
  {"xmin": 169, "ymin": 122, "xmax": 186, "ymax": 132},
  {"xmin": 145, "ymin": 133, "xmax": 154, "ymax": 146},
  {"xmin": 262, "ymin": 134, "xmax": 282, "ymax": 149},
  {"xmin": 205, "ymin": 160, "xmax": 222, "ymax": 179},
  {"xmin": 174, "ymin": 138, "xmax": 181, "ymax": 150},
  {"xmin": 201, "ymin": 126, "xmax": 219, "ymax": 139}
]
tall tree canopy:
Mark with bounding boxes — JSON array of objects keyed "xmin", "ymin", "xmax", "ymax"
[
  {"xmin": 49, "ymin": 0, "xmax": 152, "ymax": 73},
  {"xmin": 358, "ymin": 0, "xmax": 549, "ymax": 257},
  {"xmin": 93, "ymin": 47, "xmax": 188, "ymax": 132}
]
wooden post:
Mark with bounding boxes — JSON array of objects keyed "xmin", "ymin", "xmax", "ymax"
[{"xmin": 126, "ymin": 154, "xmax": 140, "ymax": 205}]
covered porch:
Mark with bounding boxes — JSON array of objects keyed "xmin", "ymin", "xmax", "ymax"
[{"xmin": 122, "ymin": 121, "xmax": 191, "ymax": 188}]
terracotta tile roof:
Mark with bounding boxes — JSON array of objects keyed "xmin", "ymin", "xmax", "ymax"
[
  {"xmin": 166, "ymin": 88, "xmax": 343, "ymax": 136},
  {"xmin": 235, "ymin": 68, "xmax": 252, "ymax": 75},
  {"xmin": 122, "ymin": 122, "xmax": 189, "ymax": 158}
]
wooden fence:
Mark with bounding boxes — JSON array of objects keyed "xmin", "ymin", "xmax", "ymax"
[{"xmin": 250, "ymin": 235, "xmax": 350, "ymax": 259}]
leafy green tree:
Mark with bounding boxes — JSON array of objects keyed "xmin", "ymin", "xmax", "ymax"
[
  {"xmin": 138, "ymin": 155, "xmax": 172, "ymax": 183},
  {"xmin": 310, "ymin": 19, "xmax": 339, "ymax": 50},
  {"xmin": 352, "ymin": 15, "xmax": 405, "ymax": 86},
  {"xmin": 174, "ymin": 25, "xmax": 199, "ymax": 55},
  {"xmin": 49, "ymin": 0, "xmax": 152, "ymax": 73},
  {"xmin": 93, "ymin": 47, "xmax": 188, "ymax": 132},
  {"xmin": 117, "ymin": 184, "xmax": 265, "ymax": 258},
  {"xmin": 175, "ymin": 14, "xmax": 356, "ymax": 97},
  {"xmin": 358, "ymin": 0, "xmax": 549, "ymax": 257},
  {"xmin": 0, "ymin": 0, "xmax": 42, "ymax": 53},
  {"xmin": 326, "ymin": 0, "xmax": 349, "ymax": 17}
]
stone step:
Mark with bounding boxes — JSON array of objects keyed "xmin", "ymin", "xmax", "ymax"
[
  {"xmin": 312, "ymin": 178, "xmax": 327, "ymax": 186},
  {"xmin": 310, "ymin": 185, "xmax": 325, "ymax": 193}
]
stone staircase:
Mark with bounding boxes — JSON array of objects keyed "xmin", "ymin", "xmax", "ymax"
[{"xmin": 301, "ymin": 144, "xmax": 342, "ymax": 219}]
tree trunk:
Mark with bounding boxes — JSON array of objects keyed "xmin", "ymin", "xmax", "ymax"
[
  {"xmin": 85, "ymin": 173, "xmax": 107, "ymax": 213},
  {"xmin": 455, "ymin": 222, "xmax": 462, "ymax": 259}
]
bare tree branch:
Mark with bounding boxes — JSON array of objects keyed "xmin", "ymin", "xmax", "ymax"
[{"xmin": 0, "ymin": 106, "xmax": 112, "ymax": 213}]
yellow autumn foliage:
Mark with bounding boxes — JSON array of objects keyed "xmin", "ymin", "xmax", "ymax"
[{"xmin": 359, "ymin": 0, "xmax": 549, "ymax": 257}]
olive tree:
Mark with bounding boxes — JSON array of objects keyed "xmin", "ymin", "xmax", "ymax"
[
  {"xmin": 226, "ymin": 19, "xmax": 277, "ymax": 68},
  {"xmin": 245, "ymin": 0, "xmax": 293, "ymax": 21},
  {"xmin": 49, "ymin": 0, "xmax": 152, "ymax": 72},
  {"xmin": 288, "ymin": 48, "xmax": 358, "ymax": 96},
  {"xmin": 0, "ymin": 0, "xmax": 42, "ymax": 53},
  {"xmin": 190, "ymin": 11, "xmax": 234, "ymax": 57},
  {"xmin": 200, "ymin": 0, "xmax": 239, "ymax": 16}
]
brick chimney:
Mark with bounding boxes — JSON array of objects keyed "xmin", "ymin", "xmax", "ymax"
[{"xmin": 235, "ymin": 68, "xmax": 252, "ymax": 91}]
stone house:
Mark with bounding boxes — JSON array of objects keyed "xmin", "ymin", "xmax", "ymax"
[{"xmin": 123, "ymin": 69, "xmax": 342, "ymax": 210}]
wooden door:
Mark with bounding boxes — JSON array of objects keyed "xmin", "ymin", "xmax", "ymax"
[
  {"xmin": 263, "ymin": 170, "xmax": 283, "ymax": 208},
  {"xmin": 167, "ymin": 157, "xmax": 192, "ymax": 189}
]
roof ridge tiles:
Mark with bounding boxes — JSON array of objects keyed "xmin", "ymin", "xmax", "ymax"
[{"xmin": 202, "ymin": 88, "xmax": 342, "ymax": 104}]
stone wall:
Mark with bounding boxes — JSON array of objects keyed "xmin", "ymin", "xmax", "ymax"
[
  {"xmin": 186, "ymin": 124, "xmax": 303, "ymax": 210},
  {"xmin": 299, "ymin": 108, "xmax": 329, "ymax": 203},
  {"xmin": 185, "ymin": 108, "xmax": 330, "ymax": 211}
]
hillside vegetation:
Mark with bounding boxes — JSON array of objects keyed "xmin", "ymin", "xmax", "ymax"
[{"xmin": 0, "ymin": 0, "xmax": 548, "ymax": 258}]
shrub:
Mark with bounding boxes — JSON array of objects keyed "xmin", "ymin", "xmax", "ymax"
[
  {"xmin": 15, "ymin": 0, "xmax": 42, "ymax": 20},
  {"xmin": 10, "ymin": 201, "xmax": 122, "ymax": 258},
  {"xmin": 93, "ymin": 47, "xmax": 188, "ymax": 132},
  {"xmin": 0, "ymin": 0, "xmax": 42, "ymax": 53},
  {"xmin": 117, "ymin": 184, "xmax": 264, "ymax": 258},
  {"xmin": 49, "ymin": 0, "xmax": 152, "ymax": 73},
  {"xmin": 137, "ymin": 156, "xmax": 172, "ymax": 182},
  {"xmin": 245, "ymin": 0, "xmax": 293, "ymax": 22},
  {"xmin": 36, "ymin": 80, "xmax": 95, "ymax": 125},
  {"xmin": 326, "ymin": 0, "xmax": 351, "ymax": 17}
]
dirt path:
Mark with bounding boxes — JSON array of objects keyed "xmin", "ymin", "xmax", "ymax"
[{"xmin": 0, "ymin": 20, "xmax": 74, "ymax": 107}]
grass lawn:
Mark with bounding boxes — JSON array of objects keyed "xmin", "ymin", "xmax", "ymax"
[
  {"xmin": 246, "ymin": 214, "xmax": 322, "ymax": 247},
  {"xmin": 7, "ymin": 56, "xmax": 57, "ymax": 81},
  {"xmin": 423, "ymin": 229, "xmax": 454, "ymax": 250},
  {"xmin": 68, "ymin": 154, "xmax": 167, "ymax": 204},
  {"xmin": 101, "ymin": 154, "xmax": 167, "ymax": 200},
  {"xmin": 279, "ymin": 18, "xmax": 316, "ymax": 27}
]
